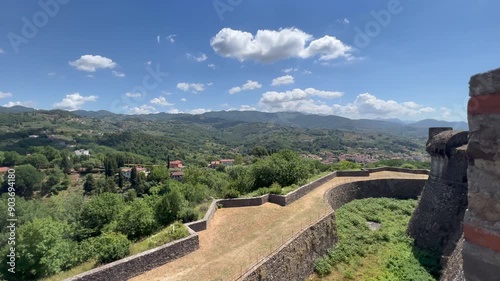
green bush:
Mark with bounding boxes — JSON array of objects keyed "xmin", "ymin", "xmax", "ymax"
[
  {"xmin": 93, "ymin": 232, "xmax": 131, "ymax": 264},
  {"xmin": 400, "ymin": 163, "xmax": 417, "ymax": 169},
  {"xmin": 178, "ymin": 207, "xmax": 198, "ymax": 223},
  {"xmin": 221, "ymin": 188, "xmax": 240, "ymax": 199},
  {"xmin": 116, "ymin": 199, "xmax": 157, "ymax": 240}
]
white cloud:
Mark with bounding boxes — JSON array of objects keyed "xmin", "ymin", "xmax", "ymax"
[
  {"xmin": 112, "ymin": 70, "xmax": 125, "ymax": 78},
  {"xmin": 157, "ymin": 35, "xmax": 161, "ymax": 44},
  {"xmin": 207, "ymin": 82, "xmax": 214, "ymax": 86},
  {"xmin": 161, "ymin": 91, "xmax": 172, "ymax": 95},
  {"xmin": 189, "ymin": 108, "xmax": 210, "ymax": 114},
  {"xmin": 0, "ymin": 92, "xmax": 13, "ymax": 99},
  {"xmin": 87, "ymin": 74, "xmax": 94, "ymax": 78},
  {"xmin": 239, "ymin": 105, "xmax": 256, "ymax": 111},
  {"xmin": 126, "ymin": 105, "xmax": 158, "ymax": 115},
  {"xmin": 229, "ymin": 80, "xmax": 262, "ymax": 94},
  {"xmin": 210, "ymin": 27, "xmax": 353, "ymax": 63},
  {"xmin": 330, "ymin": 93, "xmax": 436, "ymax": 118},
  {"xmin": 259, "ymin": 88, "xmax": 343, "ymax": 112},
  {"xmin": 180, "ymin": 98, "xmax": 187, "ymax": 102},
  {"xmin": 303, "ymin": 70, "xmax": 312, "ymax": 74},
  {"xmin": 125, "ymin": 92, "xmax": 142, "ymax": 98},
  {"xmin": 150, "ymin": 96, "xmax": 173, "ymax": 106},
  {"xmin": 177, "ymin": 82, "xmax": 206, "ymax": 93},
  {"xmin": 168, "ymin": 108, "xmax": 183, "ymax": 114},
  {"xmin": 271, "ymin": 75, "xmax": 295, "ymax": 86},
  {"xmin": 3, "ymin": 101, "xmax": 35, "ymax": 108},
  {"xmin": 146, "ymin": 61, "xmax": 152, "ymax": 65},
  {"xmin": 48, "ymin": 72, "xmax": 56, "ymax": 76},
  {"xmin": 208, "ymin": 63, "xmax": 217, "ymax": 69},
  {"xmin": 186, "ymin": 53, "xmax": 208, "ymax": 62},
  {"xmin": 69, "ymin": 55, "xmax": 117, "ymax": 72},
  {"xmin": 53, "ymin": 93, "xmax": 98, "ymax": 110},
  {"xmin": 282, "ymin": 68, "xmax": 298, "ymax": 73},
  {"xmin": 337, "ymin": 18, "xmax": 350, "ymax": 24},
  {"xmin": 166, "ymin": 34, "xmax": 176, "ymax": 43}
]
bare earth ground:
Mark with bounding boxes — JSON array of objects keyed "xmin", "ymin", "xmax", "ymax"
[{"xmin": 130, "ymin": 172, "xmax": 428, "ymax": 281}]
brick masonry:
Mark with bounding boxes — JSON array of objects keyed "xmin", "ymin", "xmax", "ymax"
[{"xmin": 463, "ymin": 67, "xmax": 500, "ymax": 281}]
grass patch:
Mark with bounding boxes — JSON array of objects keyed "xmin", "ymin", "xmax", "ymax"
[
  {"xmin": 40, "ymin": 260, "xmax": 96, "ymax": 281},
  {"xmin": 310, "ymin": 198, "xmax": 439, "ymax": 281},
  {"xmin": 129, "ymin": 221, "xmax": 189, "ymax": 255}
]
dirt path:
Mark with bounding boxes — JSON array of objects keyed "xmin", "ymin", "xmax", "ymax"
[{"xmin": 130, "ymin": 172, "xmax": 428, "ymax": 281}]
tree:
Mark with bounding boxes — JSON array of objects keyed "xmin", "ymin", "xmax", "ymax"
[
  {"xmin": 104, "ymin": 177, "xmax": 117, "ymax": 193},
  {"xmin": 27, "ymin": 153, "xmax": 50, "ymax": 169},
  {"xmin": 78, "ymin": 193, "xmax": 124, "ymax": 239},
  {"xmin": 117, "ymin": 172, "xmax": 124, "ymax": 189},
  {"xmin": 148, "ymin": 166, "xmax": 169, "ymax": 183},
  {"xmin": 2, "ymin": 151, "xmax": 21, "ymax": 166},
  {"xmin": 234, "ymin": 154, "xmax": 244, "ymax": 165},
  {"xmin": 3, "ymin": 217, "xmax": 78, "ymax": 280},
  {"xmin": 251, "ymin": 146, "xmax": 268, "ymax": 157},
  {"xmin": 83, "ymin": 174, "xmax": 96, "ymax": 195},
  {"xmin": 130, "ymin": 167, "xmax": 138, "ymax": 188},
  {"xmin": 155, "ymin": 188, "xmax": 186, "ymax": 225},
  {"xmin": 60, "ymin": 151, "xmax": 73, "ymax": 174},
  {"xmin": 92, "ymin": 232, "xmax": 131, "ymax": 264},
  {"xmin": 1, "ymin": 164, "xmax": 44, "ymax": 199},
  {"xmin": 116, "ymin": 199, "xmax": 157, "ymax": 240},
  {"xmin": 104, "ymin": 155, "xmax": 118, "ymax": 177}
]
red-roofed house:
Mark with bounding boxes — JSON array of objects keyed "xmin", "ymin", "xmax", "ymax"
[
  {"xmin": 169, "ymin": 160, "xmax": 183, "ymax": 169},
  {"xmin": 121, "ymin": 166, "xmax": 149, "ymax": 179},
  {"xmin": 170, "ymin": 171, "xmax": 184, "ymax": 181},
  {"xmin": 0, "ymin": 167, "xmax": 10, "ymax": 174}
]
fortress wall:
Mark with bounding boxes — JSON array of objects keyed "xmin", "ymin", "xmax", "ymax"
[
  {"xmin": 65, "ymin": 227, "xmax": 200, "ymax": 281},
  {"xmin": 239, "ymin": 178, "xmax": 426, "ymax": 281},
  {"xmin": 66, "ymin": 168, "xmax": 429, "ymax": 281},
  {"xmin": 463, "ymin": 68, "xmax": 500, "ymax": 280},
  {"xmin": 407, "ymin": 128, "xmax": 469, "ymax": 280}
]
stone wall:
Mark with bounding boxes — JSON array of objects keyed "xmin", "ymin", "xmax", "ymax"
[
  {"xmin": 463, "ymin": 68, "xmax": 500, "ymax": 281},
  {"xmin": 65, "ymin": 228, "xmax": 199, "ymax": 281},
  {"xmin": 239, "ymin": 178, "xmax": 426, "ymax": 281},
  {"xmin": 408, "ymin": 127, "xmax": 469, "ymax": 273},
  {"xmin": 240, "ymin": 212, "xmax": 337, "ymax": 281},
  {"xmin": 326, "ymin": 178, "xmax": 426, "ymax": 209},
  {"xmin": 185, "ymin": 199, "xmax": 218, "ymax": 232},
  {"xmin": 218, "ymin": 194, "xmax": 269, "ymax": 208}
]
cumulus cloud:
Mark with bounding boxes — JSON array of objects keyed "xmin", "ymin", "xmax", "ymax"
[
  {"xmin": 53, "ymin": 93, "xmax": 98, "ymax": 110},
  {"xmin": 271, "ymin": 75, "xmax": 295, "ymax": 86},
  {"xmin": 177, "ymin": 82, "xmax": 206, "ymax": 93},
  {"xmin": 112, "ymin": 70, "xmax": 125, "ymax": 78},
  {"xmin": 126, "ymin": 105, "xmax": 158, "ymax": 115},
  {"xmin": 229, "ymin": 80, "xmax": 262, "ymax": 94},
  {"xmin": 303, "ymin": 70, "xmax": 312, "ymax": 74},
  {"xmin": 337, "ymin": 18, "xmax": 350, "ymax": 24},
  {"xmin": 0, "ymin": 92, "xmax": 13, "ymax": 99},
  {"xmin": 208, "ymin": 64, "xmax": 217, "ymax": 69},
  {"xmin": 282, "ymin": 68, "xmax": 298, "ymax": 73},
  {"xmin": 189, "ymin": 108, "xmax": 210, "ymax": 114},
  {"xmin": 125, "ymin": 92, "xmax": 142, "ymax": 98},
  {"xmin": 168, "ymin": 108, "xmax": 183, "ymax": 114},
  {"xmin": 150, "ymin": 96, "xmax": 173, "ymax": 106},
  {"xmin": 69, "ymin": 55, "xmax": 117, "ymax": 72},
  {"xmin": 239, "ymin": 105, "xmax": 257, "ymax": 111},
  {"xmin": 3, "ymin": 101, "xmax": 35, "ymax": 108},
  {"xmin": 166, "ymin": 34, "xmax": 176, "ymax": 43},
  {"xmin": 180, "ymin": 98, "xmax": 187, "ymax": 102},
  {"xmin": 186, "ymin": 53, "xmax": 208, "ymax": 62},
  {"xmin": 331, "ymin": 93, "xmax": 436, "ymax": 118},
  {"xmin": 210, "ymin": 27, "xmax": 353, "ymax": 63},
  {"xmin": 259, "ymin": 88, "xmax": 343, "ymax": 114}
]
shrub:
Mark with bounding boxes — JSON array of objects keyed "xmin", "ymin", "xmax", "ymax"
[
  {"xmin": 221, "ymin": 188, "xmax": 240, "ymax": 199},
  {"xmin": 314, "ymin": 258, "xmax": 332, "ymax": 277},
  {"xmin": 155, "ymin": 188, "xmax": 186, "ymax": 225},
  {"xmin": 116, "ymin": 199, "xmax": 157, "ymax": 240},
  {"xmin": 400, "ymin": 163, "xmax": 417, "ymax": 169},
  {"xmin": 178, "ymin": 207, "xmax": 198, "ymax": 223},
  {"xmin": 93, "ymin": 232, "xmax": 131, "ymax": 264}
]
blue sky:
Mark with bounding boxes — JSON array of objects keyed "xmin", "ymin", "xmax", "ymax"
[{"xmin": 0, "ymin": 0, "xmax": 499, "ymax": 121}]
